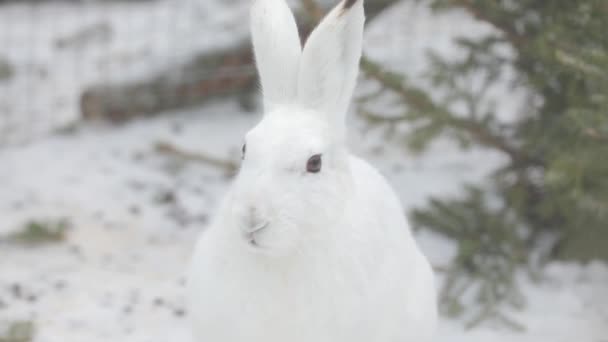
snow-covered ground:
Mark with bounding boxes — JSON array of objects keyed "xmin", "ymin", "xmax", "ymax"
[
  {"xmin": 1, "ymin": 1, "xmax": 607, "ymax": 341},
  {"xmin": 1, "ymin": 104, "xmax": 607, "ymax": 342}
]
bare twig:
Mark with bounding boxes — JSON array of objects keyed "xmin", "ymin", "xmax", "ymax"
[
  {"xmin": 155, "ymin": 141, "xmax": 239, "ymax": 174},
  {"xmin": 433, "ymin": 264, "xmax": 450, "ymax": 273},
  {"xmin": 584, "ymin": 128, "xmax": 608, "ymax": 142},
  {"xmin": 300, "ymin": 0, "xmax": 399, "ymax": 23},
  {"xmin": 359, "ymin": 110, "xmax": 406, "ymax": 124},
  {"xmin": 301, "ymin": 0, "xmax": 324, "ymax": 21}
]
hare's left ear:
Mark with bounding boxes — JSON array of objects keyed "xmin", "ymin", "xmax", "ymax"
[
  {"xmin": 251, "ymin": 0, "xmax": 302, "ymax": 111},
  {"xmin": 297, "ymin": 0, "xmax": 365, "ymax": 128}
]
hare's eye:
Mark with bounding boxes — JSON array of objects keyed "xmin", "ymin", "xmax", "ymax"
[
  {"xmin": 306, "ymin": 154, "xmax": 322, "ymax": 173},
  {"xmin": 241, "ymin": 143, "xmax": 247, "ymax": 159}
]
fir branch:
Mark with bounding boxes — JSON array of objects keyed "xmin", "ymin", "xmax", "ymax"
[
  {"xmin": 444, "ymin": 0, "xmax": 524, "ymax": 47},
  {"xmin": 412, "ymin": 187, "xmax": 527, "ymax": 329},
  {"xmin": 360, "ymin": 57, "xmax": 541, "ymax": 166}
]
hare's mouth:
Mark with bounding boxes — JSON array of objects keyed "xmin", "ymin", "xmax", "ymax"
[{"xmin": 243, "ymin": 221, "xmax": 269, "ymax": 247}]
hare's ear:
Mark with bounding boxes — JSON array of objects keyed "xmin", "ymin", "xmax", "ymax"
[
  {"xmin": 251, "ymin": 0, "xmax": 302, "ymax": 111},
  {"xmin": 297, "ymin": 0, "xmax": 365, "ymax": 126}
]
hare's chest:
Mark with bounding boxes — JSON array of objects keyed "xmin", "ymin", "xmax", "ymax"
[{"xmin": 189, "ymin": 246, "xmax": 374, "ymax": 341}]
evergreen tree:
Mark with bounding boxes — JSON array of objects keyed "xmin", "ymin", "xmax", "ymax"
[{"xmin": 358, "ymin": 0, "xmax": 608, "ymax": 327}]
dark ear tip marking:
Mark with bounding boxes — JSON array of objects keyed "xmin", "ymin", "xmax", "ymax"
[{"xmin": 343, "ymin": 0, "xmax": 357, "ymax": 10}]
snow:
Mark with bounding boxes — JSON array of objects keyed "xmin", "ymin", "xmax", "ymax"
[
  {"xmin": 1, "ymin": 105, "xmax": 607, "ymax": 342},
  {"xmin": 1, "ymin": 0, "xmax": 607, "ymax": 341}
]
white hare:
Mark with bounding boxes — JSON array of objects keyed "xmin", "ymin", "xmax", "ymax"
[{"xmin": 187, "ymin": 0, "xmax": 437, "ymax": 341}]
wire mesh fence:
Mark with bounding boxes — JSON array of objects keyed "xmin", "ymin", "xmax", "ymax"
[{"xmin": 0, "ymin": 0, "xmax": 252, "ymax": 146}]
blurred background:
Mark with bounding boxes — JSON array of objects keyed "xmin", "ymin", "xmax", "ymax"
[{"xmin": 0, "ymin": 0, "xmax": 606, "ymax": 341}]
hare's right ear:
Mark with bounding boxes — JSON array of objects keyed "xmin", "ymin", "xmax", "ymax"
[
  {"xmin": 251, "ymin": 0, "xmax": 302, "ymax": 111},
  {"xmin": 297, "ymin": 0, "xmax": 365, "ymax": 129}
]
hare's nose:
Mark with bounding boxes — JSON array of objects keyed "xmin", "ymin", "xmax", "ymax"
[
  {"xmin": 244, "ymin": 207, "xmax": 269, "ymax": 233},
  {"xmin": 241, "ymin": 207, "xmax": 269, "ymax": 247}
]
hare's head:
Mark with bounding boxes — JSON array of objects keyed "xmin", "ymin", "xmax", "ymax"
[{"xmin": 229, "ymin": 0, "xmax": 365, "ymax": 255}]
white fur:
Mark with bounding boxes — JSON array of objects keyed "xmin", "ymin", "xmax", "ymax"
[
  {"xmin": 297, "ymin": 0, "xmax": 364, "ymax": 132},
  {"xmin": 250, "ymin": 0, "xmax": 301, "ymax": 111},
  {"xmin": 188, "ymin": 1, "xmax": 437, "ymax": 341}
]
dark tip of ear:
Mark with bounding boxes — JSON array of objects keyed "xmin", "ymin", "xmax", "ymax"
[{"xmin": 343, "ymin": 0, "xmax": 357, "ymax": 10}]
